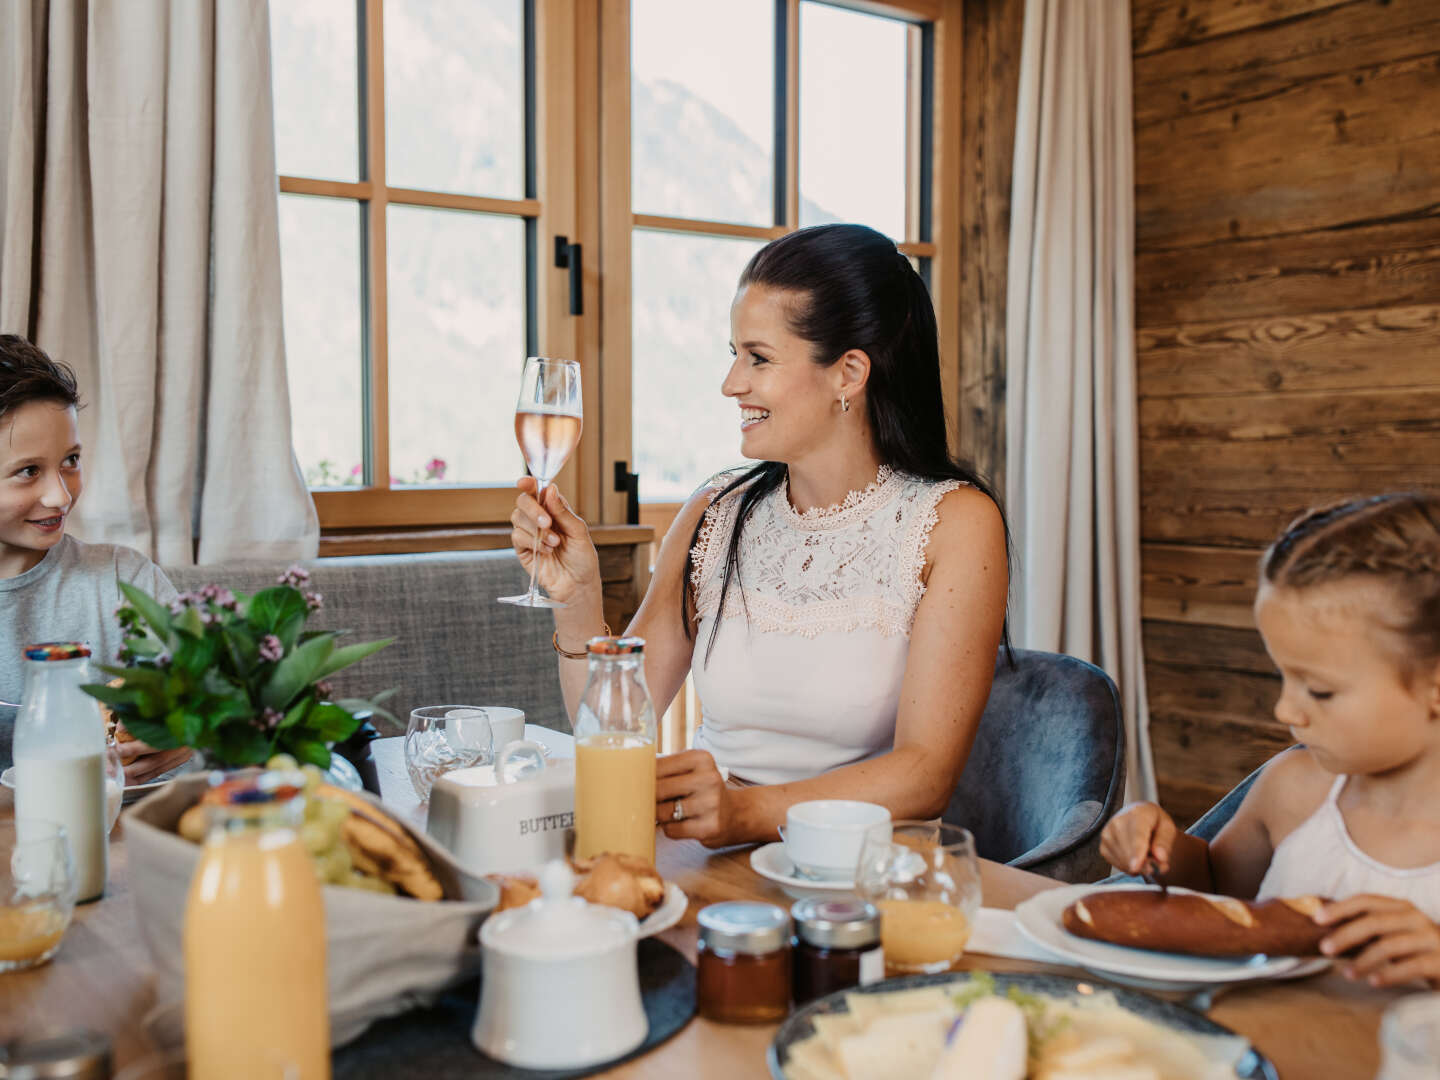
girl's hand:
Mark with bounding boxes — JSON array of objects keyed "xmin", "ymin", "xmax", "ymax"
[
  {"xmin": 656, "ymin": 749, "xmax": 733, "ymax": 848},
  {"xmin": 1316, "ymin": 895, "xmax": 1440, "ymax": 988},
  {"xmin": 1101, "ymin": 801, "xmax": 1179, "ymax": 876},
  {"xmin": 509, "ymin": 476, "xmax": 601, "ymax": 605}
]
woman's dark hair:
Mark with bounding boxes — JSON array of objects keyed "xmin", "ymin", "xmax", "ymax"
[
  {"xmin": 681, "ymin": 224, "xmax": 1011, "ymax": 660},
  {"xmin": 0, "ymin": 334, "xmax": 80, "ymax": 421}
]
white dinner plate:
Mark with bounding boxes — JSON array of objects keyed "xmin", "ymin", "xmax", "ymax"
[
  {"xmin": 749, "ymin": 841, "xmax": 857, "ymax": 896},
  {"xmin": 1014, "ymin": 883, "xmax": 1326, "ymax": 987},
  {"xmin": 638, "ymin": 881, "xmax": 688, "ymax": 938}
]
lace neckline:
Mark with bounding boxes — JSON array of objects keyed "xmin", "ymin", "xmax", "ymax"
[{"xmin": 777, "ymin": 466, "xmax": 895, "ymax": 529}]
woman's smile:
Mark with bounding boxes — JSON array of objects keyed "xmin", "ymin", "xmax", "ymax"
[{"xmin": 740, "ymin": 405, "xmax": 770, "ymax": 432}]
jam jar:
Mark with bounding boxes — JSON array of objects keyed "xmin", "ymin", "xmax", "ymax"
[
  {"xmin": 696, "ymin": 901, "xmax": 792, "ymax": 1023},
  {"xmin": 791, "ymin": 897, "xmax": 884, "ymax": 1006}
]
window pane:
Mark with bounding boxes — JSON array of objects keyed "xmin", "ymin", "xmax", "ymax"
[
  {"xmin": 799, "ymin": 3, "xmax": 908, "ymax": 239},
  {"xmin": 632, "ymin": 230, "xmax": 762, "ymax": 501},
  {"xmin": 384, "ymin": 0, "xmax": 524, "ymax": 198},
  {"xmin": 279, "ymin": 195, "xmax": 364, "ymax": 488},
  {"xmin": 270, "ymin": 0, "xmax": 359, "ymax": 182},
  {"xmin": 387, "ymin": 206, "xmax": 526, "ymax": 487},
  {"xmin": 631, "ymin": 0, "xmax": 773, "ymax": 227}
]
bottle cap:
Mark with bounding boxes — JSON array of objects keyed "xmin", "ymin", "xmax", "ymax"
[
  {"xmin": 22, "ymin": 643, "xmax": 92, "ymax": 662},
  {"xmin": 586, "ymin": 636, "xmax": 645, "ymax": 656},
  {"xmin": 698, "ymin": 901, "xmax": 790, "ymax": 955},
  {"xmin": 791, "ymin": 897, "xmax": 882, "ymax": 949},
  {"xmin": 0, "ymin": 1030, "xmax": 111, "ymax": 1079}
]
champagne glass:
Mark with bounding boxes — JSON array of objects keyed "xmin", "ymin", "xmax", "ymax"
[
  {"xmin": 498, "ymin": 356, "xmax": 583, "ymax": 608},
  {"xmin": 854, "ymin": 821, "xmax": 981, "ymax": 975}
]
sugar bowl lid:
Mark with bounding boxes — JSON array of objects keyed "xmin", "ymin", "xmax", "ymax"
[{"xmin": 480, "ymin": 861, "xmax": 637, "ymax": 958}]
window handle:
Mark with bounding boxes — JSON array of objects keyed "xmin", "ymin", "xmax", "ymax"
[{"xmin": 554, "ymin": 235, "xmax": 583, "ymax": 316}]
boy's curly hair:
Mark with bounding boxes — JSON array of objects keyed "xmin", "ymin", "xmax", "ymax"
[
  {"xmin": 1261, "ymin": 492, "xmax": 1440, "ymax": 673},
  {"xmin": 0, "ymin": 334, "xmax": 80, "ymax": 422}
]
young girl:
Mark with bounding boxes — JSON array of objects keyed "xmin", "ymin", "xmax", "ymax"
[{"xmin": 1103, "ymin": 492, "xmax": 1440, "ymax": 989}]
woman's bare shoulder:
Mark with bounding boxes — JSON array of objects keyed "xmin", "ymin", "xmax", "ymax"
[{"xmin": 926, "ymin": 483, "xmax": 1006, "ymax": 563}]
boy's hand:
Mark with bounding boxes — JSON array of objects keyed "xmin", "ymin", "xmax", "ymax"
[
  {"xmin": 116, "ymin": 734, "xmax": 193, "ymax": 785},
  {"xmin": 1101, "ymin": 801, "xmax": 1179, "ymax": 877},
  {"xmin": 1316, "ymin": 895, "xmax": 1440, "ymax": 988}
]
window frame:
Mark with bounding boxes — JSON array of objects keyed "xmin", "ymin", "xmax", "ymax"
[
  {"xmin": 597, "ymin": 0, "xmax": 960, "ymax": 532},
  {"xmin": 278, "ymin": 0, "xmax": 962, "ymax": 535}
]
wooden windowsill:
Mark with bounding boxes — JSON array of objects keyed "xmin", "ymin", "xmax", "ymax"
[{"xmin": 318, "ymin": 523, "xmax": 654, "ymax": 558}]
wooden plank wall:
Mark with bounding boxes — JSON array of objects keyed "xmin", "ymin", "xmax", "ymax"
[{"xmin": 1132, "ymin": 0, "xmax": 1440, "ymax": 824}]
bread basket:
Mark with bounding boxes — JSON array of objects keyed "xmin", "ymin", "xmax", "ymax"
[{"xmin": 124, "ymin": 774, "xmax": 499, "ymax": 1047}]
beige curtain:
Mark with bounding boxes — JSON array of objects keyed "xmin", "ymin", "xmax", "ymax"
[
  {"xmin": 0, "ymin": 0, "xmax": 317, "ymax": 565},
  {"xmin": 1005, "ymin": 0, "xmax": 1153, "ymax": 801}
]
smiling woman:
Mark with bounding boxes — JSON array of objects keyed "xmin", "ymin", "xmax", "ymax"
[
  {"xmin": 0, "ymin": 336, "xmax": 182, "ymax": 777},
  {"xmin": 509, "ymin": 224, "xmax": 1010, "ymax": 849}
]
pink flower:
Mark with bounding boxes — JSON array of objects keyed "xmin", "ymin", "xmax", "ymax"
[
  {"xmin": 259, "ymin": 634, "xmax": 284, "ymax": 662},
  {"xmin": 304, "ymin": 591, "xmax": 323, "ymax": 612},
  {"xmin": 261, "ymin": 707, "xmax": 283, "ymax": 732},
  {"xmin": 278, "ymin": 565, "xmax": 311, "ymax": 588},
  {"xmin": 349, "ymin": 463, "xmax": 362, "ymax": 477},
  {"xmin": 425, "ymin": 457, "xmax": 447, "ymax": 480}
]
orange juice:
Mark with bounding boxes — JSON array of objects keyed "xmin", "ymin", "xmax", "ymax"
[
  {"xmin": 0, "ymin": 903, "xmax": 68, "ymax": 966},
  {"xmin": 184, "ymin": 785, "xmax": 329, "ymax": 1080},
  {"xmin": 876, "ymin": 899, "xmax": 972, "ymax": 973},
  {"xmin": 575, "ymin": 732, "xmax": 657, "ymax": 861}
]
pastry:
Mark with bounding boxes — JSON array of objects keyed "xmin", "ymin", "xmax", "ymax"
[
  {"xmin": 1062, "ymin": 888, "xmax": 1328, "ymax": 957},
  {"xmin": 571, "ymin": 852, "xmax": 666, "ymax": 919}
]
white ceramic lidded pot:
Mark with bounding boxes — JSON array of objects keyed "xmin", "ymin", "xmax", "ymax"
[{"xmin": 473, "ymin": 860, "xmax": 647, "ymax": 1069}]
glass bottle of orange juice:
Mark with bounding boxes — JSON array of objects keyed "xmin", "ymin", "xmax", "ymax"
[
  {"xmin": 184, "ymin": 772, "xmax": 330, "ymax": 1080},
  {"xmin": 574, "ymin": 637, "xmax": 657, "ymax": 862}
]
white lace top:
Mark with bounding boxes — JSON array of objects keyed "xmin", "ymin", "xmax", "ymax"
[
  {"xmin": 1256, "ymin": 775, "xmax": 1440, "ymax": 922},
  {"xmin": 689, "ymin": 466, "xmax": 962, "ymax": 785}
]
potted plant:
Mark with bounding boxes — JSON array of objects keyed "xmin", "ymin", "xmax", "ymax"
[{"xmin": 83, "ymin": 566, "xmax": 393, "ymax": 769}]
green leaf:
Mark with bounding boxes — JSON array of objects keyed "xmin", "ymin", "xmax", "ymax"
[
  {"xmin": 119, "ymin": 715, "xmax": 179, "ymax": 749},
  {"xmin": 172, "ymin": 606, "xmax": 206, "ymax": 639},
  {"xmin": 275, "ymin": 611, "xmax": 308, "ymax": 652},
  {"xmin": 279, "ymin": 698, "xmax": 312, "ymax": 730},
  {"xmin": 306, "ymin": 702, "xmax": 362, "ymax": 743},
  {"xmin": 215, "ymin": 725, "xmax": 272, "ymax": 767},
  {"xmin": 285, "ymin": 737, "xmax": 332, "ymax": 769},
  {"xmin": 125, "ymin": 637, "xmax": 166, "ymax": 659},
  {"xmin": 119, "ymin": 582, "xmax": 174, "ymax": 638},
  {"xmin": 313, "ymin": 638, "xmax": 393, "ymax": 681},
  {"xmin": 246, "ymin": 587, "xmax": 309, "ymax": 636},
  {"xmin": 260, "ymin": 634, "xmax": 335, "ymax": 710},
  {"xmin": 171, "ymin": 633, "xmax": 219, "ymax": 679}
]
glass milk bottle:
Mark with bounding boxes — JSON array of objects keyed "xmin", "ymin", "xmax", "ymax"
[
  {"xmin": 13, "ymin": 643, "xmax": 108, "ymax": 902},
  {"xmin": 185, "ymin": 772, "xmax": 330, "ymax": 1080},
  {"xmin": 573, "ymin": 637, "xmax": 658, "ymax": 862}
]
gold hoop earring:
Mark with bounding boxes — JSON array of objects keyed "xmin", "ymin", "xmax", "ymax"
[{"xmin": 840, "ymin": 397, "xmax": 850, "ymax": 414}]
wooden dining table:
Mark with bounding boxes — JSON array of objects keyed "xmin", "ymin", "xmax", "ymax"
[{"xmin": 0, "ymin": 736, "xmax": 1405, "ymax": 1078}]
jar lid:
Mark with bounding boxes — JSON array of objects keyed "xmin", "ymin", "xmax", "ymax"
[
  {"xmin": 481, "ymin": 861, "xmax": 637, "ymax": 959},
  {"xmin": 586, "ymin": 636, "xmax": 645, "ymax": 656},
  {"xmin": 0, "ymin": 1030, "xmax": 111, "ymax": 1079},
  {"xmin": 698, "ymin": 901, "xmax": 790, "ymax": 955},
  {"xmin": 22, "ymin": 643, "xmax": 91, "ymax": 662},
  {"xmin": 791, "ymin": 897, "xmax": 881, "ymax": 949}
]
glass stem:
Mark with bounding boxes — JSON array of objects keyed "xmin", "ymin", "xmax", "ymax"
[{"xmin": 526, "ymin": 481, "xmax": 546, "ymax": 599}]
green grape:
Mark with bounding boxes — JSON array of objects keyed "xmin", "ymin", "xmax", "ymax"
[
  {"xmin": 300, "ymin": 764, "xmax": 325, "ymax": 794},
  {"xmin": 267, "ymin": 753, "xmax": 299, "ymax": 771}
]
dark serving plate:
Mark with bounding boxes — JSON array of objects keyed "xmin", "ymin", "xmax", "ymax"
[{"xmin": 767, "ymin": 970, "xmax": 1278, "ymax": 1080}]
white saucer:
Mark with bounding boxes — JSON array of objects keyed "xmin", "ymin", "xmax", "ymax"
[
  {"xmin": 749, "ymin": 841, "xmax": 857, "ymax": 895},
  {"xmin": 638, "ymin": 882, "xmax": 688, "ymax": 938},
  {"xmin": 1014, "ymin": 883, "xmax": 1323, "ymax": 987}
]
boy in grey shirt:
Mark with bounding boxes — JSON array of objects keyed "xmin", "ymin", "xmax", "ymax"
[{"xmin": 0, "ymin": 335, "xmax": 186, "ymax": 777}]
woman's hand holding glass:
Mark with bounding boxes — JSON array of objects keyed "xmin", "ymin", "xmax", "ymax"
[{"xmin": 509, "ymin": 477, "xmax": 601, "ymax": 608}]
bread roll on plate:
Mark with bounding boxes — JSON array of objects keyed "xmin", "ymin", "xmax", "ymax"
[{"xmin": 1062, "ymin": 888, "xmax": 1327, "ymax": 957}]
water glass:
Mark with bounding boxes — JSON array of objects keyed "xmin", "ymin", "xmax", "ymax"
[
  {"xmin": 854, "ymin": 821, "xmax": 982, "ymax": 975},
  {"xmin": 0, "ymin": 819, "xmax": 78, "ymax": 972},
  {"xmin": 1377, "ymin": 993, "xmax": 1440, "ymax": 1080},
  {"xmin": 405, "ymin": 706, "xmax": 495, "ymax": 801}
]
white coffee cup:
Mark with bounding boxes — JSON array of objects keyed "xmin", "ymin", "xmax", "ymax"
[
  {"xmin": 485, "ymin": 707, "xmax": 527, "ymax": 754},
  {"xmin": 780, "ymin": 800, "xmax": 892, "ymax": 881}
]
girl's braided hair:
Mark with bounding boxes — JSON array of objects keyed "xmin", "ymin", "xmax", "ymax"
[{"xmin": 1261, "ymin": 492, "xmax": 1440, "ymax": 670}]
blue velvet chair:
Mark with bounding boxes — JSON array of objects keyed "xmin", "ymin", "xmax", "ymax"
[{"xmin": 942, "ymin": 649, "xmax": 1127, "ymax": 883}]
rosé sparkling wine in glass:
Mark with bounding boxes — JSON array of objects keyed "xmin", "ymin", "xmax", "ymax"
[{"xmin": 499, "ymin": 357, "xmax": 582, "ymax": 609}]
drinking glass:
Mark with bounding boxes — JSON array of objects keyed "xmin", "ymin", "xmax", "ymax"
[
  {"xmin": 498, "ymin": 356, "xmax": 583, "ymax": 608},
  {"xmin": 404, "ymin": 706, "xmax": 495, "ymax": 802},
  {"xmin": 854, "ymin": 821, "xmax": 981, "ymax": 975},
  {"xmin": 0, "ymin": 819, "xmax": 77, "ymax": 972}
]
